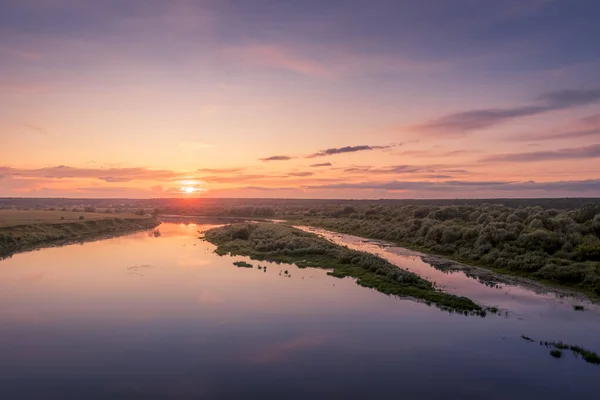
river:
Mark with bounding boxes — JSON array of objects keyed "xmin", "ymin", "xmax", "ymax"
[{"xmin": 0, "ymin": 221, "xmax": 598, "ymax": 399}]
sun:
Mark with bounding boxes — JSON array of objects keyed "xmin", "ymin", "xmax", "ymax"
[{"xmin": 179, "ymin": 180, "xmax": 205, "ymax": 194}]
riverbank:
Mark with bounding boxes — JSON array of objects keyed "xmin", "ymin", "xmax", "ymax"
[
  {"xmin": 0, "ymin": 210, "xmax": 160, "ymax": 258},
  {"xmin": 287, "ymin": 216, "xmax": 600, "ymax": 302},
  {"xmin": 205, "ymin": 222, "xmax": 483, "ymax": 314}
]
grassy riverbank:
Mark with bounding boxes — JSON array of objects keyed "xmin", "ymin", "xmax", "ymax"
[
  {"xmin": 0, "ymin": 210, "xmax": 160, "ymax": 258},
  {"xmin": 286, "ymin": 204, "xmax": 600, "ymax": 299},
  {"xmin": 205, "ymin": 223, "xmax": 482, "ymax": 314}
]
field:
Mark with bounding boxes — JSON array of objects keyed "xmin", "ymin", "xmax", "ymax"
[
  {"xmin": 0, "ymin": 210, "xmax": 149, "ymax": 228},
  {"xmin": 0, "ymin": 210, "xmax": 159, "ymax": 258}
]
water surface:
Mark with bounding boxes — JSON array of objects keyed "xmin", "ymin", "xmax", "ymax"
[{"xmin": 1, "ymin": 222, "xmax": 599, "ymax": 399}]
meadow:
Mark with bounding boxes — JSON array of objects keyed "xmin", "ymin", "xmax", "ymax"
[
  {"xmin": 0, "ymin": 209, "xmax": 149, "ymax": 227},
  {"xmin": 0, "ymin": 210, "xmax": 159, "ymax": 258}
]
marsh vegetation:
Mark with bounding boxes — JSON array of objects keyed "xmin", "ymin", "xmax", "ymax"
[
  {"xmin": 522, "ymin": 335, "xmax": 600, "ymax": 365},
  {"xmin": 205, "ymin": 223, "xmax": 482, "ymax": 313},
  {"xmin": 542, "ymin": 341, "xmax": 600, "ymax": 364},
  {"xmin": 233, "ymin": 261, "xmax": 253, "ymax": 268}
]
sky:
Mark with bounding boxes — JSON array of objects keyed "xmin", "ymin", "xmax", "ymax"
[{"xmin": 1, "ymin": 0, "xmax": 600, "ymax": 199}]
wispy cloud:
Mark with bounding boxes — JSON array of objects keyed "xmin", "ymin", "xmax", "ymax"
[
  {"xmin": 310, "ymin": 162, "xmax": 333, "ymax": 167},
  {"xmin": 259, "ymin": 155, "xmax": 294, "ymax": 162},
  {"xmin": 481, "ymin": 144, "xmax": 600, "ymax": 163},
  {"xmin": 307, "ymin": 145, "xmax": 392, "ymax": 158},
  {"xmin": 234, "ymin": 45, "xmax": 332, "ymax": 78},
  {"xmin": 229, "ymin": 42, "xmax": 440, "ymax": 79},
  {"xmin": 520, "ymin": 128, "xmax": 600, "ymax": 142},
  {"xmin": 0, "ymin": 165, "xmax": 181, "ymax": 182},
  {"xmin": 287, "ymin": 172, "xmax": 313, "ymax": 177},
  {"xmin": 506, "ymin": 113, "xmax": 600, "ymax": 142},
  {"xmin": 343, "ymin": 164, "xmax": 457, "ymax": 175},
  {"xmin": 22, "ymin": 124, "xmax": 50, "ymax": 135},
  {"xmin": 200, "ymin": 174, "xmax": 277, "ymax": 184},
  {"xmin": 196, "ymin": 167, "xmax": 245, "ymax": 173},
  {"xmin": 304, "ymin": 179, "xmax": 600, "ymax": 194},
  {"xmin": 260, "ymin": 144, "xmax": 394, "ymax": 162},
  {"xmin": 412, "ymin": 88, "xmax": 600, "ymax": 135}
]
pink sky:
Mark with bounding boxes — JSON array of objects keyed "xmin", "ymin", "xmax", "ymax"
[{"xmin": 1, "ymin": 0, "xmax": 599, "ymax": 198}]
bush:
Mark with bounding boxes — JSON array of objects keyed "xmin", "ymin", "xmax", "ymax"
[{"xmin": 289, "ymin": 202, "xmax": 600, "ymax": 294}]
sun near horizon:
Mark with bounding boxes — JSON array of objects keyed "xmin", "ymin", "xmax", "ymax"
[{"xmin": 1, "ymin": 0, "xmax": 599, "ymax": 199}]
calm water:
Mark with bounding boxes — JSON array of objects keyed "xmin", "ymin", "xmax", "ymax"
[{"xmin": 1, "ymin": 222, "xmax": 599, "ymax": 399}]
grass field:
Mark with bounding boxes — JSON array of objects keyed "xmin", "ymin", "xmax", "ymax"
[
  {"xmin": 0, "ymin": 210, "xmax": 159, "ymax": 258},
  {"xmin": 0, "ymin": 210, "xmax": 149, "ymax": 228}
]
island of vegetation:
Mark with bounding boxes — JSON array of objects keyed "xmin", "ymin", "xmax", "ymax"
[
  {"xmin": 0, "ymin": 210, "xmax": 160, "ymax": 259},
  {"xmin": 233, "ymin": 260, "xmax": 253, "ymax": 268},
  {"xmin": 205, "ymin": 222, "xmax": 483, "ymax": 314}
]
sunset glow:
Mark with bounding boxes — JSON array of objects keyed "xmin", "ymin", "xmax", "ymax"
[
  {"xmin": 0, "ymin": 1, "xmax": 598, "ymax": 198},
  {"xmin": 1, "ymin": 2, "xmax": 600, "ymax": 398}
]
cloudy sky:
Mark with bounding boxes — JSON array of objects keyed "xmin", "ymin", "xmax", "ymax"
[{"xmin": 1, "ymin": 0, "xmax": 599, "ymax": 198}]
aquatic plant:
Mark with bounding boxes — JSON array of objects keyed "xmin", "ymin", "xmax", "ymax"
[
  {"xmin": 524, "ymin": 336, "xmax": 600, "ymax": 365},
  {"xmin": 233, "ymin": 261, "xmax": 253, "ymax": 268},
  {"xmin": 550, "ymin": 350, "xmax": 562, "ymax": 358}
]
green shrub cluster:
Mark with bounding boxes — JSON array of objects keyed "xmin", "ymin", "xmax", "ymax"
[
  {"xmin": 205, "ymin": 223, "xmax": 481, "ymax": 313},
  {"xmin": 289, "ymin": 203, "xmax": 600, "ymax": 295}
]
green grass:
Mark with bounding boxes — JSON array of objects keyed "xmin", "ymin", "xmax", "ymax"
[
  {"xmin": 550, "ymin": 350, "xmax": 562, "ymax": 358},
  {"xmin": 526, "ymin": 338, "xmax": 600, "ymax": 365},
  {"xmin": 0, "ymin": 213, "xmax": 160, "ymax": 258},
  {"xmin": 205, "ymin": 223, "xmax": 482, "ymax": 314},
  {"xmin": 551, "ymin": 342, "xmax": 600, "ymax": 364},
  {"xmin": 0, "ymin": 209, "xmax": 149, "ymax": 227},
  {"xmin": 233, "ymin": 261, "xmax": 253, "ymax": 268}
]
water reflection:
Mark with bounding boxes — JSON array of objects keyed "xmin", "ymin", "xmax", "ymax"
[
  {"xmin": 297, "ymin": 225, "xmax": 600, "ymax": 318},
  {"xmin": 0, "ymin": 222, "xmax": 598, "ymax": 399}
]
